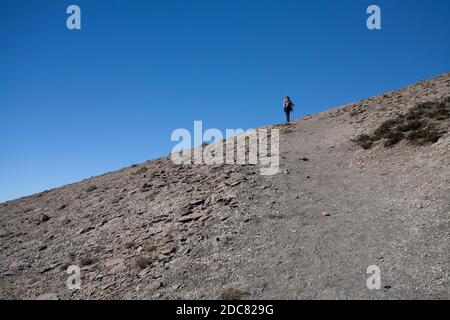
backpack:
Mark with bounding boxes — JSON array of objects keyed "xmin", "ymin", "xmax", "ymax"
[{"xmin": 284, "ymin": 99, "xmax": 293, "ymax": 110}]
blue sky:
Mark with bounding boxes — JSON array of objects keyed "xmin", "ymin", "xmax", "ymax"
[{"xmin": 1, "ymin": 0, "xmax": 449, "ymax": 202}]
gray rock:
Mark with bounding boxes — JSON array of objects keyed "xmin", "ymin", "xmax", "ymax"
[{"xmin": 35, "ymin": 293, "xmax": 58, "ymax": 300}]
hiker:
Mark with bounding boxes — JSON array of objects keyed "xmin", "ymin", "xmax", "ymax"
[{"xmin": 283, "ymin": 96, "xmax": 294, "ymax": 122}]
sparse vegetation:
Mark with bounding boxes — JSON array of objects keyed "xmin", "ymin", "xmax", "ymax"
[
  {"xmin": 133, "ymin": 166, "xmax": 148, "ymax": 175},
  {"xmin": 355, "ymin": 97, "xmax": 449, "ymax": 149},
  {"xmin": 398, "ymin": 119, "xmax": 424, "ymax": 132},
  {"xmin": 354, "ymin": 134, "xmax": 374, "ymax": 149},
  {"xmin": 406, "ymin": 124, "xmax": 443, "ymax": 145},
  {"xmin": 372, "ymin": 119, "xmax": 400, "ymax": 141},
  {"xmin": 221, "ymin": 287, "xmax": 249, "ymax": 300},
  {"xmin": 383, "ymin": 131, "xmax": 404, "ymax": 147}
]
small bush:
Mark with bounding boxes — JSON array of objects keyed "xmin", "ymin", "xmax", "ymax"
[
  {"xmin": 406, "ymin": 112, "xmax": 419, "ymax": 121},
  {"xmin": 373, "ymin": 119, "xmax": 399, "ymax": 140},
  {"xmin": 398, "ymin": 120, "xmax": 425, "ymax": 132},
  {"xmin": 354, "ymin": 134, "xmax": 373, "ymax": 149},
  {"xmin": 384, "ymin": 131, "xmax": 404, "ymax": 147},
  {"xmin": 428, "ymin": 103, "xmax": 450, "ymax": 120},
  {"xmin": 416, "ymin": 101, "xmax": 438, "ymax": 110},
  {"xmin": 407, "ymin": 125, "xmax": 444, "ymax": 145}
]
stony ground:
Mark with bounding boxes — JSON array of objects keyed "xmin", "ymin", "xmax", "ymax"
[{"xmin": 1, "ymin": 72, "xmax": 449, "ymax": 300}]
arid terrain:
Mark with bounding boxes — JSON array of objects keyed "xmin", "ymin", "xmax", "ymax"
[{"xmin": 1, "ymin": 72, "xmax": 449, "ymax": 300}]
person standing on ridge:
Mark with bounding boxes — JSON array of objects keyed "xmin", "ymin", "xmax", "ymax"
[{"xmin": 283, "ymin": 96, "xmax": 294, "ymax": 122}]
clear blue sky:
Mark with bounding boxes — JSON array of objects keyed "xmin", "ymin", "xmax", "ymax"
[{"xmin": 1, "ymin": 0, "xmax": 449, "ymax": 202}]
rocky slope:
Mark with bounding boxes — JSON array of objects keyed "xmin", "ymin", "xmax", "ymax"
[{"xmin": 1, "ymin": 72, "xmax": 449, "ymax": 299}]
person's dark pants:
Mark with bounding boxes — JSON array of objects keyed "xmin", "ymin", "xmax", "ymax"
[{"xmin": 285, "ymin": 108, "xmax": 292, "ymax": 122}]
